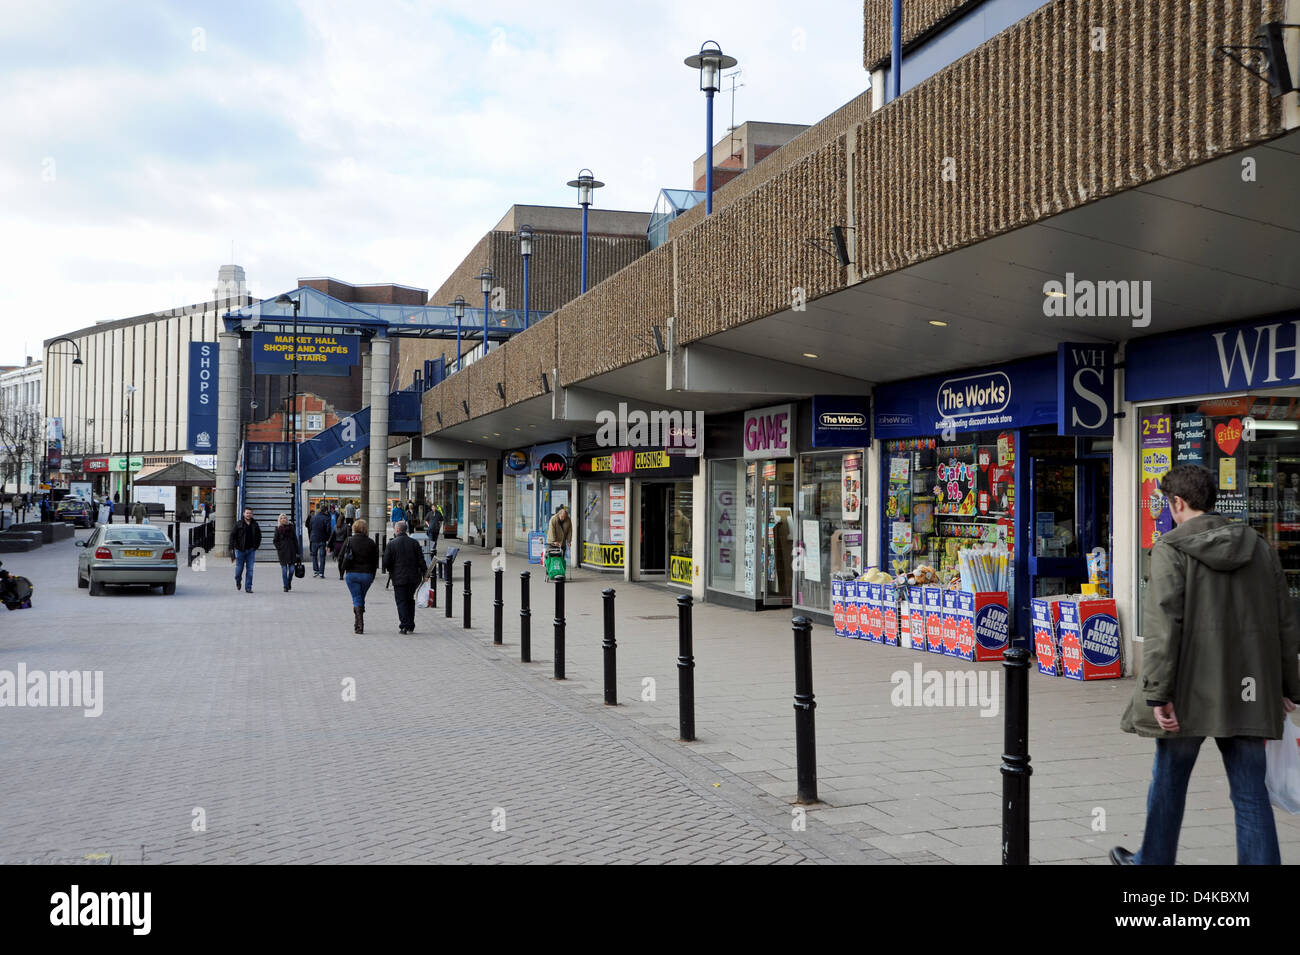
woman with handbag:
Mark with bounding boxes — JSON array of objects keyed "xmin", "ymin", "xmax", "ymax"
[
  {"xmin": 340, "ymin": 518, "xmax": 380, "ymax": 633},
  {"xmin": 273, "ymin": 513, "xmax": 302, "ymax": 592}
]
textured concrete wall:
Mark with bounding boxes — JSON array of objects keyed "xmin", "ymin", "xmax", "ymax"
[{"xmin": 862, "ymin": 0, "xmax": 978, "ymax": 72}]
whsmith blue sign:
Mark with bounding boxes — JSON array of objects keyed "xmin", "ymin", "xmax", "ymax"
[
  {"xmin": 187, "ymin": 342, "xmax": 219, "ymax": 453},
  {"xmin": 811, "ymin": 395, "xmax": 870, "ymax": 447},
  {"xmin": 1126, "ymin": 312, "xmax": 1300, "ymax": 402},
  {"xmin": 873, "ymin": 355, "xmax": 1058, "ymax": 439},
  {"xmin": 252, "ymin": 331, "xmax": 359, "ymax": 378},
  {"xmin": 1056, "ymin": 342, "xmax": 1115, "ymax": 436}
]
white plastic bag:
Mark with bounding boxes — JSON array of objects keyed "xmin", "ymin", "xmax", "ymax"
[
  {"xmin": 415, "ymin": 580, "xmax": 433, "ymax": 609},
  {"xmin": 1265, "ymin": 712, "xmax": 1300, "ymax": 814}
]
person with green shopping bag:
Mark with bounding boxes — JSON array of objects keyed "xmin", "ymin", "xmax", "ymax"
[{"xmin": 545, "ymin": 504, "xmax": 572, "ymax": 580}]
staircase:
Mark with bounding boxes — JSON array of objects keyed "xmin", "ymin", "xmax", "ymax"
[{"xmin": 241, "ymin": 470, "xmax": 296, "ymax": 562}]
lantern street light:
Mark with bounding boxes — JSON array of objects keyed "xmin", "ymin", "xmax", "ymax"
[
  {"xmin": 566, "ymin": 169, "xmax": 604, "ymax": 293},
  {"xmin": 684, "ymin": 41, "xmax": 738, "ymax": 215},
  {"xmin": 518, "ymin": 224, "xmax": 534, "ymax": 328},
  {"xmin": 452, "ymin": 295, "xmax": 466, "ymax": 371},
  {"xmin": 479, "ymin": 266, "xmax": 495, "ymax": 356},
  {"xmin": 124, "ymin": 384, "xmax": 136, "ymax": 507}
]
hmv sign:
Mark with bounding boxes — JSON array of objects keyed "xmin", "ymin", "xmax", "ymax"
[{"xmin": 743, "ymin": 403, "xmax": 795, "ymax": 461}]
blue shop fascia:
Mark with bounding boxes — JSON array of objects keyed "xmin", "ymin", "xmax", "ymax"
[{"xmin": 871, "ymin": 344, "xmax": 1116, "ymax": 642}]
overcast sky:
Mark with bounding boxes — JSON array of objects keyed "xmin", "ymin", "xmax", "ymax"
[{"xmin": 0, "ymin": 0, "xmax": 869, "ymax": 366}]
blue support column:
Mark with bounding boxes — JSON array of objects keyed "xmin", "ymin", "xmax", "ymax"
[{"xmin": 705, "ymin": 89, "xmax": 715, "ymax": 214}]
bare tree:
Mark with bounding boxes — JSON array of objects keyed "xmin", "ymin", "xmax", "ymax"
[{"xmin": 0, "ymin": 398, "xmax": 44, "ymax": 496}]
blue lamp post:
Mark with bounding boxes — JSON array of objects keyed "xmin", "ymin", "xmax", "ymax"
[
  {"xmin": 566, "ymin": 169, "xmax": 604, "ymax": 293},
  {"xmin": 684, "ymin": 41, "xmax": 738, "ymax": 215},
  {"xmin": 452, "ymin": 295, "xmax": 466, "ymax": 370},
  {"xmin": 479, "ymin": 267, "xmax": 495, "ymax": 356},
  {"xmin": 518, "ymin": 224, "xmax": 534, "ymax": 328}
]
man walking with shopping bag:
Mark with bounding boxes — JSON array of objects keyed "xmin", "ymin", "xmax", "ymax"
[
  {"xmin": 546, "ymin": 504, "xmax": 572, "ymax": 580},
  {"xmin": 1111, "ymin": 464, "xmax": 1300, "ymax": 865}
]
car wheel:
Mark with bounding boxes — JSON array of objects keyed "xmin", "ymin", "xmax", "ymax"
[
  {"xmin": 162, "ymin": 582, "xmax": 176, "ymax": 595},
  {"xmin": 77, "ymin": 570, "xmax": 88, "ymax": 589},
  {"xmin": 88, "ymin": 577, "xmax": 104, "ymax": 596}
]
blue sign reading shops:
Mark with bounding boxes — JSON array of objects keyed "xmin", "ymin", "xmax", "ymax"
[
  {"xmin": 812, "ymin": 395, "xmax": 871, "ymax": 447},
  {"xmin": 1126, "ymin": 312, "xmax": 1300, "ymax": 401},
  {"xmin": 186, "ymin": 342, "xmax": 219, "ymax": 452},
  {"xmin": 873, "ymin": 355, "xmax": 1058, "ymax": 439},
  {"xmin": 251, "ymin": 331, "xmax": 359, "ymax": 377}
]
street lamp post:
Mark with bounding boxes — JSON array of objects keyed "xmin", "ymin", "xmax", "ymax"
[
  {"xmin": 684, "ymin": 41, "xmax": 738, "ymax": 215},
  {"xmin": 125, "ymin": 384, "xmax": 136, "ymax": 507},
  {"xmin": 452, "ymin": 295, "xmax": 466, "ymax": 371},
  {"xmin": 519, "ymin": 224, "xmax": 534, "ymax": 328},
  {"xmin": 566, "ymin": 169, "xmax": 604, "ymax": 293},
  {"xmin": 479, "ymin": 267, "xmax": 495, "ymax": 356},
  {"xmin": 14, "ymin": 444, "xmax": 23, "ymax": 504}
]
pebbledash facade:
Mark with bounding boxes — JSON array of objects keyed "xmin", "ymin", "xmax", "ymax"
[{"xmin": 411, "ymin": 0, "xmax": 1300, "ymax": 683}]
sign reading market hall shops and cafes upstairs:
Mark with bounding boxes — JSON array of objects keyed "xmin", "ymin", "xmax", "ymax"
[{"xmin": 251, "ymin": 332, "xmax": 360, "ymax": 377}]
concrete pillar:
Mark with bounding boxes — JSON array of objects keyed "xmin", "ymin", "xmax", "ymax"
[
  {"xmin": 622, "ymin": 477, "xmax": 632, "ymax": 583},
  {"xmin": 213, "ymin": 330, "xmax": 241, "ymax": 557},
  {"xmin": 1112, "ymin": 355, "xmax": 1137, "ymax": 676},
  {"xmin": 866, "ymin": 438, "xmax": 882, "ymax": 572},
  {"xmin": 368, "ymin": 335, "xmax": 391, "ymax": 533},
  {"xmin": 359, "ymin": 347, "xmax": 371, "ymax": 525},
  {"xmin": 484, "ymin": 459, "xmax": 499, "ymax": 551}
]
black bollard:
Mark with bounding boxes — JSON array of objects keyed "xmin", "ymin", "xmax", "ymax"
[
  {"xmin": 553, "ymin": 575, "xmax": 566, "ymax": 680},
  {"xmin": 602, "ymin": 588, "xmax": 617, "ymax": 705},
  {"xmin": 444, "ymin": 557, "xmax": 453, "ymax": 618},
  {"xmin": 520, "ymin": 571, "xmax": 532, "ymax": 662},
  {"xmin": 677, "ymin": 595, "xmax": 695, "ymax": 741},
  {"xmin": 493, "ymin": 567, "xmax": 504, "ymax": 645},
  {"xmin": 792, "ymin": 615, "xmax": 818, "ymax": 804},
  {"xmin": 1001, "ymin": 647, "xmax": 1032, "ymax": 865},
  {"xmin": 462, "ymin": 560, "xmax": 472, "ymax": 629}
]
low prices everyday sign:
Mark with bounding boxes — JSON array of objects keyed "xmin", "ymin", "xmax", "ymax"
[
  {"xmin": 252, "ymin": 332, "xmax": 359, "ymax": 377},
  {"xmin": 743, "ymin": 403, "xmax": 794, "ymax": 460}
]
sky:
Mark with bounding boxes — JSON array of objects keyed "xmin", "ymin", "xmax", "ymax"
[{"xmin": 0, "ymin": 0, "xmax": 870, "ymax": 366}]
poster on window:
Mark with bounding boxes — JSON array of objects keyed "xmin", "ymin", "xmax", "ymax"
[
  {"xmin": 1140, "ymin": 413, "xmax": 1173, "ymax": 548},
  {"xmin": 842, "ymin": 455, "xmax": 862, "ymax": 522},
  {"xmin": 713, "ymin": 484, "xmax": 736, "ymax": 573},
  {"xmin": 608, "ymin": 484, "xmax": 626, "ymax": 543},
  {"xmin": 743, "ymin": 506, "xmax": 757, "ymax": 595},
  {"xmin": 839, "ymin": 530, "xmax": 862, "ymax": 577},
  {"xmin": 801, "ymin": 519, "xmax": 821, "ymax": 581}
]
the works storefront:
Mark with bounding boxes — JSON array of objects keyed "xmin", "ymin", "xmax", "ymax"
[
  {"xmin": 1123, "ymin": 311, "xmax": 1300, "ymax": 647},
  {"xmin": 871, "ymin": 348, "xmax": 1117, "ymax": 643},
  {"xmin": 705, "ymin": 398, "xmax": 870, "ymax": 617}
]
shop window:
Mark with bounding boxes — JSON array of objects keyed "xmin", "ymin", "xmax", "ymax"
[{"xmin": 795, "ymin": 451, "xmax": 864, "ymax": 613}]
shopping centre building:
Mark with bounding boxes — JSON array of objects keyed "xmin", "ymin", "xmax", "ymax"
[{"xmin": 407, "ymin": 0, "xmax": 1300, "ymax": 681}]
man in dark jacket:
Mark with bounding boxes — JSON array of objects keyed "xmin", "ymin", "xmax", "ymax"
[
  {"xmin": 309, "ymin": 507, "xmax": 332, "ymax": 578},
  {"xmin": 229, "ymin": 507, "xmax": 262, "ymax": 593},
  {"xmin": 426, "ymin": 504, "xmax": 444, "ymax": 558},
  {"xmin": 1112, "ymin": 465, "xmax": 1300, "ymax": 866},
  {"xmin": 383, "ymin": 520, "xmax": 427, "ymax": 634}
]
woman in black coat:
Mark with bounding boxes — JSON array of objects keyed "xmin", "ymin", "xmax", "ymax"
[
  {"xmin": 272, "ymin": 513, "xmax": 301, "ymax": 592},
  {"xmin": 339, "ymin": 518, "xmax": 380, "ymax": 633}
]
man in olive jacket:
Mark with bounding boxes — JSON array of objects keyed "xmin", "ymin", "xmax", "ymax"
[{"xmin": 1112, "ymin": 465, "xmax": 1300, "ymax": 866}]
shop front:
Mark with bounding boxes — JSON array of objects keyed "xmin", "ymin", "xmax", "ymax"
[
  {"xmin": 408, "ymin": 460, "xmax": 462, "ymax": 538},
  {"xmin": 574, "ymin": 445, "xmax": 696, "ymax": 582},
  {"xmin": 504, "ymin": 441, "xmax": 572, "ymax": 560},
  {"xmin": 872, "ymin": 348, "xmax": 1116, "ymax": 641},
  {"xmin": 1125, "ymin": 312, "xmax": 1300, "ymax": 629}
]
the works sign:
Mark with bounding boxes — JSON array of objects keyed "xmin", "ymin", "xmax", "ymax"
[
  {"xmin": 187, "ymin": 342, "xmax": 219, "ymax": 452},
  {"xmin": 251, "ymin": 332, "xmax": 359, "ymax": 378},
  {"xmin": 812, "ymin": 395, "xmax": 869, "ymax": 447}
]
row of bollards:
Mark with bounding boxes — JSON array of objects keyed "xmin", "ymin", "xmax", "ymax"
[{"xmin": 439, "ymin": 554, "xmax": 1032, "ymax": 864}]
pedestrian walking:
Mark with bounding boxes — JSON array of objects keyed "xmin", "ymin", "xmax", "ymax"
[
  {"xmin": 390, "ymin": 500, "xmax": 405, "ymax": 527},
  {"xmin": 273, "ymin": 513, "xmax": 301, "ymax": 592},
  {"xmin": 546, "ymin": 503, "xmax": 572, "ymax": 579},
  {"xmin": 229, "ymin": 507, "xmax": 262, "ymax": 594},
  {"xmin": 382, "ymin": 520, "xmax": 427, "ymax": 634},
  {"xmin": 131, "ymin": 499, "xmax": 145, "ymax": 524},
  {"xmin": 1111, "ymin": 464, "xmax": 1300, "ymax": 866},
  {"xmin": 339, "ymin": 518, "xmax": 379, "ymax": 633},
  {"xmin": 329, "ymin": 517, "xmax": 349, "ymax": 561},
  {"xmin": 343, "ymin": 499, "xmax": 356, "ymax": 535},
  {"xmin": 426, "ymin": 504, "xmax": 443, "ymax": 559},
  {"xmin": 308, "ymin": 506, "xmax": 332, "ymax": 578}
]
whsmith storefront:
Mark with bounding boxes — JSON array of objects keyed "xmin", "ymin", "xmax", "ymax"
[
  {"xmin": 1124, "ymin": 311, "xmax": 1300, "ymax": 641},
  {"xmin": 871, "ymin": 347, "xmax": 1117, "ymax": 642}
]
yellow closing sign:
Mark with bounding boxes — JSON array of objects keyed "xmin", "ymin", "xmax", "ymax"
[{"xmin": 669, "ymin": 555, "xmax": 693, "ymax": 585}]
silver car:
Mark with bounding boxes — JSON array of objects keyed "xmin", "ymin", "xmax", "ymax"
[{"xmin": 76, "ymin": 524, "xmax": 178, "ymax": 595}]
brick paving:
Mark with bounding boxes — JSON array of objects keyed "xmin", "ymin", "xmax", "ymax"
[{"xmin": 1, "ymin": 534, "xmax": 1297, "ymax": 864}]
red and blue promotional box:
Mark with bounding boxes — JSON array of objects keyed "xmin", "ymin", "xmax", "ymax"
[
  {"xmin": 908, "ymin": 586, "xmax": 927, "ymax": 651},
  {"xmin": 863, "ymin": 582, "xmax": 884, "ymax": 642},
  {"xmin": 949, "ymin": 591, "xmax": 1010, "ymax": 661},
  {"xmin": 941, "ymin": 589, "xmax": 960, "ymax": 657},
  {"xmin": 881, "ymin": 584, "xmax": 901, "ymax": 646},
  {"xmin": 845, "ymin": 580, "xmax": 862, "ymax": 639},
  {"xmin": 1057, "ymin": 597, "xmax": 1122, "ymax": 680},
  {"xmin": 1030, "ymin": 596, "xmax": 1065, "ymax": 676},
  {"xmin": 923, "ymin": 586, "xmax": 944, "ymax": 653},
  {"xmin": 831, "ymin": 578, "xmax": 846, "ymax": 637}
]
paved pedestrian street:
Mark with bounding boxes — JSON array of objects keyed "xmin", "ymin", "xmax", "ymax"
[{"xmin": 2, "ymin": 533, "xmax": 1298, "ymax": 865}]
